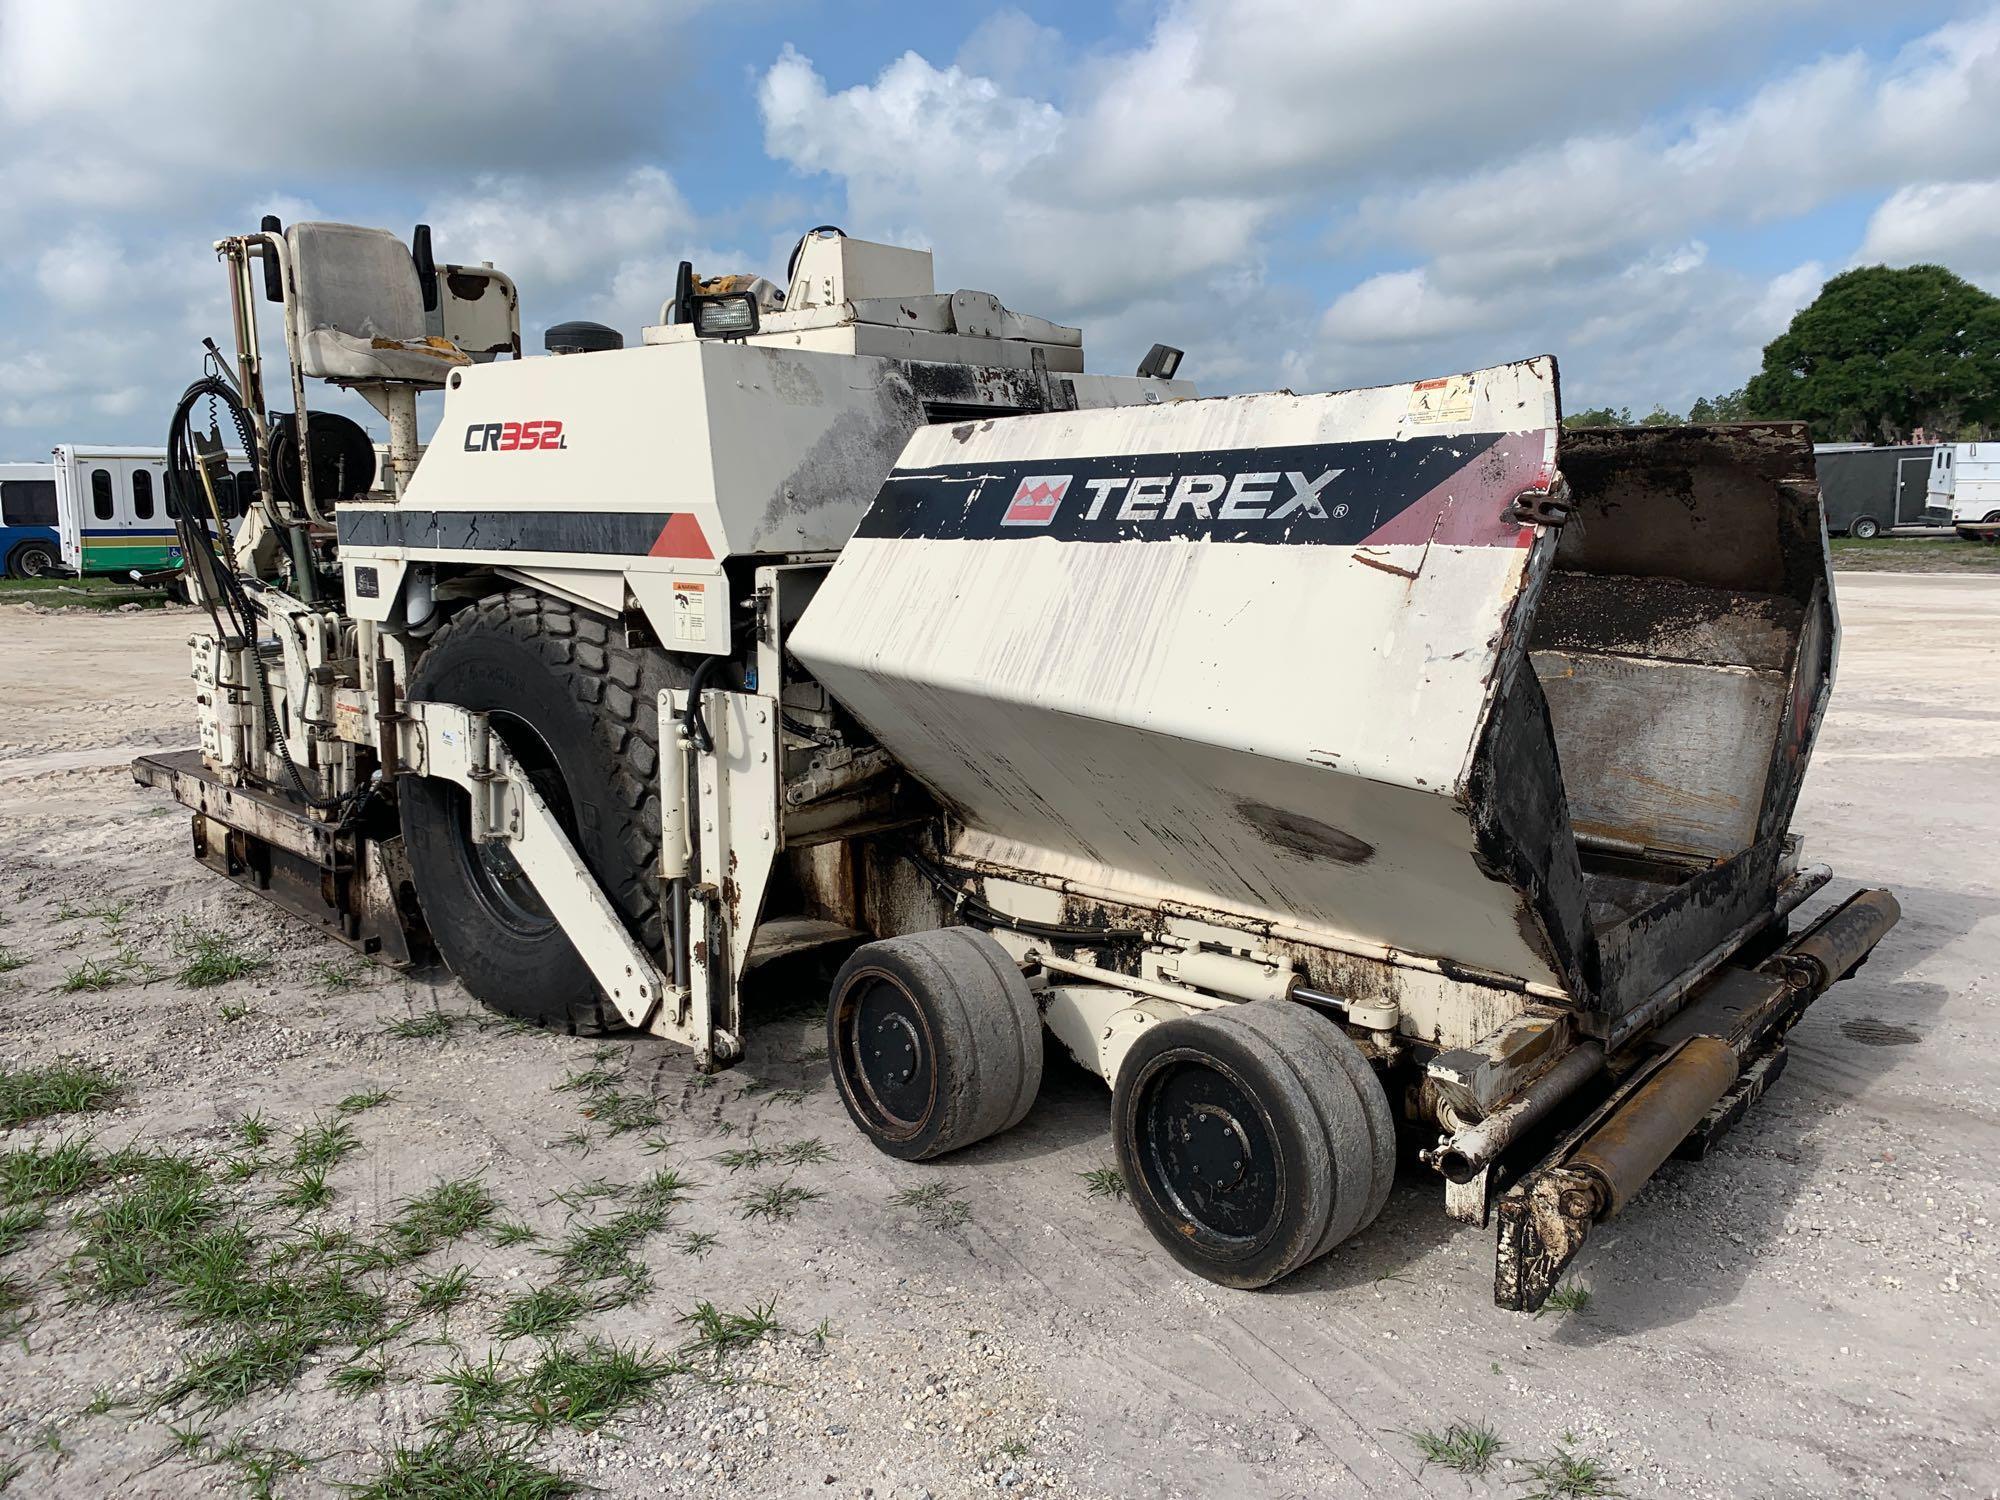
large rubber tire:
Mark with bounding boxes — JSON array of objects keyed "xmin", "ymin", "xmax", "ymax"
[
  {"xmin": 400, "ymin": 590, "xmax": 683, "ymax": 1031},
  {"xmin": 827, "ymin": 928, "xmax": 1043, "ymax": 1161},
  {"xmin": 1228, "ymin": 1001, "xmax": 1397, "ymax": 1248},
  {"xmin": 7, "ymin": 540, "xmax": 56, "ymax": 579},
  {"xmin": 1112, "ymin": 1000, "xmax": 1387, "ymax": 1289}
]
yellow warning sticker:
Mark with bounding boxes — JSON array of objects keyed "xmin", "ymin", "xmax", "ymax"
[{"xmin": 1408, "ymin": 373, "xmax": 1474, "ymax": 424}]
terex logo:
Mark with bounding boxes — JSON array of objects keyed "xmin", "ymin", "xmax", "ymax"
[
  {"xmin": 1002, "ymin": 474, "xmax": 1070, "ymax": 526},
  {"xmin": 1077, "ymin": 468, "xmax": 1345, "ymax": 523},
  {"xmin": 464, "ymin": 420, "xmax": 567, "ymax": 453}
]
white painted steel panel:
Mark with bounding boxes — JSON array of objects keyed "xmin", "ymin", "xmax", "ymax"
[{"xmin": 793, "ymin": 360, "xmax": 1566, "ymax": 984}]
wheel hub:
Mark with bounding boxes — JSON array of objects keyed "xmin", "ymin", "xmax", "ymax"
[
  {"xmin": 1137, "ymin": 1056, "xmax": 1278, "ymax": 1242},
  {"xmin": 846, "ymin": 977, "xmax": 934, "ymax": 1129}
]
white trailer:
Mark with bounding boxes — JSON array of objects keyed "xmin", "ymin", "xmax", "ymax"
[
  {"xmin": 134, "ymin": 220, "xmax": 1899, "ymax": 1310},
  {"xmin": 1927, "ymin": 442, "xmax": 2000, "ymax": 536}
]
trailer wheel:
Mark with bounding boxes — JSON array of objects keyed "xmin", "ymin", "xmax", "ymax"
[
  {"xmin": 827, "ymin": 928, "xmax": 1043, "ymax": 1161},
  {"xmin": 400, "ymin": 590, "xmax": 684, "ymax": 1032},
  {"xmin": 1849, "ymin": 516, "xmax": 1883, "ymax": 539},
  {"xmin": 1112, "ymin": 1001, "xmax": 1389, "ymax": 1288}
]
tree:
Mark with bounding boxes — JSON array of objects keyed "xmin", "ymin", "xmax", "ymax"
[
  {"xmin": 1744, "ymin": 265, "xmax": 2000, "ymax": 442},
  {"xmin": 1638, "ymin": 405, "xmax": 1683, "ymax": 427},
  {"xmin": 1561, "ymin": 406, "xmax": 1633, "ymax": 429},
  {"xmin": 1687, "ymin": 388, "xmax": 1751, "ymax": 424}
]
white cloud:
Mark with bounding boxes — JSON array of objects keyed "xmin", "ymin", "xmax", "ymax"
[
  {"xmin": 757, "ymin": 43, "xmax": 1279, "ymax": 369},
  {"xmin": 1063, "ymin": 0, "xmax": 1829, "ymax": 205},
  {"xmin": 0, "ymin": 0, "xmax": 704, "ymax": 195},
  {"xmin": 1857, "ymin": 179, "xmax": 2000, "ymax": 289}
]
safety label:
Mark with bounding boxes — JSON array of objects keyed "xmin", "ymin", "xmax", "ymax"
[
  {"xmin": 1407, "ymin": 374, "xmax": 1474, "ymax": 424},
  {"xmin": 671, "ymin": 579, "xmax": 707, "ymax": 643}
]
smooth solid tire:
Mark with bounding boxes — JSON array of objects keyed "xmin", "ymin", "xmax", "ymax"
[
  {"xmin": 1112, "ymin": 1000, "xmax": 1387, "ymax": 1289},
  {"xmin": 827, "ymin": 928, "xmax": 1043, "ymax": 1162},
  {"xmin": 7, "ymin": 540, "xmax": 55, "ymax": 579},
  {"xmin": 400, "ymin": 590, "xmax": 683, "ymax": 1031},
  {"xmin": 1849, "ymin": 516, "xmax": 1882, "ymax": 539},
  {"xmin": 1226, "ymin": 1000, "xmax": 1396, "ymax": 1249}
]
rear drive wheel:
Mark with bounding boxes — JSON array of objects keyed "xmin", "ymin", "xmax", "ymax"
[
  {"xmin": 1112, "ymin": 1000, "xmax": 1391, "ymax": 1288},
  {"xmin": 400, "ymin": 590, "xmax": 684, "ymax": 1031},
  {"xmin": 7, "ymin": 540, "xmax": 55, "ymax": 579},
  {"xmin": 827, "ymin": 928, "xmax": 1043, "ymax": 1161},
  {"xmin": 1849, "ymin": 516, "xmax": 1883, "ymax": 539}
]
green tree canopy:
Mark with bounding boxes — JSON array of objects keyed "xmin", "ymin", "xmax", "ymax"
[
  {"xmin": 1561, "ymin": 406, "xmax": 1633, "ymax": 429},
  {"xmin": 1687, "ymin": 388, "xmax": 1751, "ymax": 423},
  {"xmin": 1744, "ymin": 265, "xmax": 2000, "ymax": 442}
]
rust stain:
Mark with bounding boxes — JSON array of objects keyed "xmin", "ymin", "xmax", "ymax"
[{"xmin": 1351, "ymin": 550, "xmax": 1420, "ymax": 580}]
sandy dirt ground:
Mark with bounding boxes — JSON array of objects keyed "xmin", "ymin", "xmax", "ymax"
[{"xmin": 0, "ymin": 574, "xmax": 1994, "ymax": 1499}]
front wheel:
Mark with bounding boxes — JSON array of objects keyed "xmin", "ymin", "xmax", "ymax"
[
  {"xmin": 6, "ymin": 540, "xmax": 56, "ymax": 579},
  {"xmin": 400, "ymin": 590, "xmax": 683, "ymax": 1031}
]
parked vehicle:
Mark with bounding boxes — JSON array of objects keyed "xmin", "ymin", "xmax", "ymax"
[
  {"xmin": 136, "ymin": 219, "xmax": 1899, "ymax": 1312},
  {"xmin": 49, "ymin": 445, "xmax": 250, "ymax": 577},
  {"xmin": 1812, "ymin": 443, "xmax": 1935, "ymax": 537},
  {"xmin": 1927, "ymin": 443, "xmax": 2000, "ymax": 538},
  {"xmin": 1, "ymin": 461, "xmax": 60, "ymax": 577}
]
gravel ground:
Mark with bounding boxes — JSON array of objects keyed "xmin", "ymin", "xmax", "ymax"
[{"xmin": 0, "ymin": 574, "xmax": 1994, "ymax": 1498}]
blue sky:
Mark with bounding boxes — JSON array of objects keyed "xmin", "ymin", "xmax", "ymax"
[{"xmin": 3, "ymin": 0, "xmax": 1997, "ymax": 456}]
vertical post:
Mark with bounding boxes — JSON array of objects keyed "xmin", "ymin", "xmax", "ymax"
[{"xmin": 385, "ymin": 386, "xmax": 421, "ymax": 499}]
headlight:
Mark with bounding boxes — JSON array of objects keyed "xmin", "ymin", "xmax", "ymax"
[{"xmin": 693, "ymin": 293, "xmax": 758, "ymax": 339}]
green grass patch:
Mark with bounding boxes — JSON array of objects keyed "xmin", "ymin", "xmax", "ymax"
[
  {"xmin": 0, "ymin": 1203, "xmax": 48, "ymax": 1257},
  {"xmin": 544, "ymin": 1206, "xmax": 668, "ymax": 1283},
  {"xmin": 509, "ymin": 1338, "xmax": 681, "ymax": 1434},
  {"xmin": 174, "ymin": 929, "xmax": 267, "ymax": 989},
  {"xmin": 235, "ymin": 1114, "xmax": 272, "ymax": 1149},
  {"xmin": 310, "ymin": 959, "xmax": 367, "ymax": 992},
  {"xmin": 376, "ymin": 1176, "xmax": 498, "ymax": 1263},
  {"xmin": 412, "ymin": 1264, "xmax": 475, "ymax": 1319},
  {"xmin": 677, "ymin": 1297, "xmax": 780, "ymax": 1366},
  {"xmin": 0, "ymin": 947, "xmax": 26, "ymax": 974},
  {"xmin": 586, "ymin": 1091, "xmax": 659, "ymax": 1135},
  {"xmin": 1, "ymin": 1135, "xmax": 102, "ymax": 1206},
  {"xmin": 275, "ymin": 1165, "xmax": 332, "ymax": 1214},
  {"xmin": 1829, "ymin": 535, "xmax": 2000, "ymax": 572},
  {"xmin": 0, "ymin": 1270, "xmax": 31, "ymax": 1335},
  {"xmin": 891, "ymin": 1181, "xmax": 971, "ymax": 1230},
  {"xmin": 382, "ymin": 1011, "xmax": 459, "ymax": 1040},
  {"xmin": 59, "ymin": 956, "xmax": 129, "ymax": 993},
  {"xmin": 291, "ymin": 1117, "xmax": 360, "ymax": 1172},
  {"xmin": 1518, "ymin": 1439, "xmax": 1624, "ymax": 1498},
  {"xmin": 1405, "ymin": 1419, "xmax": 1503, "ymax": 1476},
  {"xmin": 330, "ymin": 1349, "xmax": 394, "ymax": 1397},
  {"xmin": 352, "ymin": 1428, "xmax": 583, "ymax": 1500},
  {"xmin": 738, "ymin": 1182, "xmax": 820, "ymax": 1221},
  {"xmin": 1541, "ymin": 1281, "xmax": 1593, "ymax": 1316},
  {"xmin": 677, "ymin": 1230, "xmax": 717, "ymax": 1258},
  {"xmin": 335, "ymin": 1088, "xmax": 393, "ymax": 1115},
  {"xmin": 71, "ymin": 1150, "xmax": 222, "ymax": 1298},
  {"xmin": 1079, "ymin": 1167, "xmax": 1127, "ymax": 1200},
  {"xmin": 0, "ymin": 1060, "xmax": 119, "ymax": 1129},
  {"xmin": 495, "ymin": 1284, "xmax": 590, "ymax": 1341},
  {"xmin": 489, "ymin": 1220, "xmax": 536, "ymax": 1248}
]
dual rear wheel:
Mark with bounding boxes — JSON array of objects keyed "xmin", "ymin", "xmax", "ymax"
[{"xmin": 827, "ymin": 932, "xmax": 1395, "ymax": 1287}]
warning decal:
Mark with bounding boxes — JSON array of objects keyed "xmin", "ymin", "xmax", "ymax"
[
  {"xmin": 1407, "ymin": 374, "xmax": 1474, "ymax": 425},
  {"xmin": 671, "ymin": 579, "xmax": 707, "ymax": 644}
]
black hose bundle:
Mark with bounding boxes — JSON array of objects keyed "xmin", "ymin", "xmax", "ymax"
[{"xmin": 165, "ymin": 364, "xmax": 336, "ymax": 808}]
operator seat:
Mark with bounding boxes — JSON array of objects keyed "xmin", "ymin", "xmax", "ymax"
[{"xmin": 287, "ymin": 222, "xmax": 468, "ymax": 386}]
